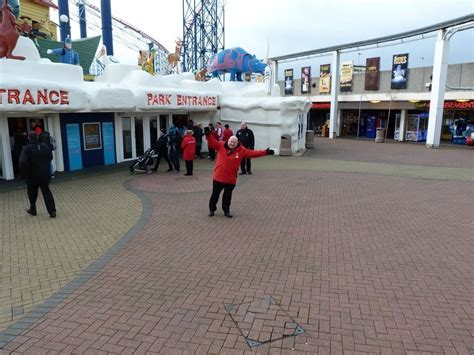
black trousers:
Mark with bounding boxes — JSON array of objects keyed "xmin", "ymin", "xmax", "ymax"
[
  {"xmin": 240, "ymin": 158, "xmax": 251, "ymax": 173},
  {"xmin": 153, "ymin": 150, "xmax": 173, "ymax": 170},
  {"xmin": 169, "ymin": 147, "xmax": 180, "ymax": 171},
  {"xmin": 208, "ymin": 149, "xmax": 216, "ymax": 161},
  {"xmin": 185, "ymin": 160, "xmax": 193, "ymax": 175},
  {"xmin": 195, "ymin": 143, "xmax": 202, "ymax": 158},
  {"xmin": 209, "ymin": 180, "xmax": 235, "ymax": 213},
  {"xmin": 27, "ymin": 182, "xmax": 56, "ymax": 214}
]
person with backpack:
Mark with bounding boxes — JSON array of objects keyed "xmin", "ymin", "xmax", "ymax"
[
  {"xmin": 19, "ymin": 132, "xmax": 57, "ymax": 218},
  {"xmin": 168, "ymin": 125, "xmax": 181, "ymax": 173},
  {"xmin": 38, "ymin": 129, "xmax": 56, "ymax": 178}
]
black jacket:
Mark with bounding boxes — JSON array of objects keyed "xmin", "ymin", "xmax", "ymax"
[
  {"xmin": 19, "ymin": 141, "xmax": 52, "ymax": 183},
  {"xmin": 153, "ymin": 134, "xmax": 169, "ymax": 153},
  {"xmin": 236, "ymin": 128, "xmax": 255, "ymax": 149},
  {"xmin": 193, "ymin": 126, "xmax": 204, "ymax": 144}
]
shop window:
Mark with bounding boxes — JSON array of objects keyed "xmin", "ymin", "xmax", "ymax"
[
  {"xmin": 135, "ymin": 117, "xmax": 144, "ymax": 157},
  {"xmin": 122, "ymin": 117, "xmax": 132, "ymax": 159},
  {"xmin": 150, "ymin": 116, "xmax": 158, "ymax": 145}
]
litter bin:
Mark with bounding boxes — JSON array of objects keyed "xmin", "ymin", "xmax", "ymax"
[
  {"xmin": 305, "ymin": 130, "xmax": 314, "ymax": 149},
  {"xmin": 375, "ymin": 128, "xmax": 385, "ymax": 143},
  {"xmin": 280, "ymin": 134, "xmax": 292, "ymax": 156}
]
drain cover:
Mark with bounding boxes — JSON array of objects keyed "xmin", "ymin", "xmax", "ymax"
[{"xmin": 224, "ymin": 296, "xmax": 304, "ymax": 348}]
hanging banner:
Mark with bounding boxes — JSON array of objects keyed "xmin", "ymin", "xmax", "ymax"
[
  {"xmin": 340, "ymin": 61, "xmax": 353, "ymax": 92},
  {"xmin": 365, "ymin": 57, "xmax": 380, "ymax": 90},
  {"xmin": 284, "ymin": 69, "xmax": 294, "ymax": 95},
  {"xmin": 319, "ymin": 64, "xmax": 331, "ymax": 94},
  {"xmin": 391, "ymin": 53, "xmax": 409, "ymax": 89},
  {"xmin": 301, "ymin": 66, "xmax": 311, "ymax": 94}
]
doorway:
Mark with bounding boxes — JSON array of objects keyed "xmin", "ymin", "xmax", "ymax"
[
  {"xmin": 8, "ymin": 117, "xmax": 48, "ymax": 177},
  {"xmin": 121, "ymin": 115, "xmax": 145, "ymax": 160}
]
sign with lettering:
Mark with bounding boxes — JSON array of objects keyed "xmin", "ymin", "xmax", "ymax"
[
  {"xmin": 340, "ymin": 61, "xmax": 353, "ymax": 92},
  {"xmin": 414, "ymin": 100, "xmax": 474, "ymax": 110},
  {"xmin": 0, "ymin": 88, "xmax": 69, "ymax": 105},
  {"xmin": 365, "ymin": 57, "xmax": 380, "ymax": 91},
  {"xmin": 391, "ymin": 53, "xmax": 409, "ymax": 89},
  {"xmin": 145, "ymin": 93, "xmax": 218, "ymax": 109},
  {"xmin": 319, "ymin": 64, "xmax": 331, "ymax": 94},
  {"xmin": 284, "ymin": 69, "xmax": 294, "ymax": 95}
]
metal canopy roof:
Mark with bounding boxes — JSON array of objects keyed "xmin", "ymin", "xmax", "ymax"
[{"xmin": 269, "ymin": 14, "xmax": 474, "ymax": 62}]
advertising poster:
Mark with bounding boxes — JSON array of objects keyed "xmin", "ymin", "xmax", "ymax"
[
  {"xmin": 83, "ymin": 122, "xmax": 102, "ymax": 150},
  {"xmin": 319, "ymin": 64, "xmax": 331, "ymax": 94},
  {"xmin": 284, "ymin": 69, "xmax": 294, "ymax": 95},
  {"xmin": 340, "ymin": 61, "xmax": 353, "ymax": 92},
  {"xmin": 365, "ymin": 57, "xmax": 380, "ymax": 90},
  {"xmin": 391, "ymin": 53, "xmax": 409, "ymax": 89},
  {"xmin": 301, "ymin": 66, "xmax": 311, "ymax": 94}
]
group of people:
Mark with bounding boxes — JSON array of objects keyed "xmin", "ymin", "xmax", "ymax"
[
  {"xmin": 18, "ymin": 120, "xmax": 274, "ymax": 219},
  {"xmin": 151, "ymin": 121, "xmax": 201, "ymax": 176},
  {"xmin": 151, "ymin": 121, "xmax": 257, "ymax": 177},
  {"xmin": 151, "ymin": 120, "xmax": 273, "ymax": 217}
]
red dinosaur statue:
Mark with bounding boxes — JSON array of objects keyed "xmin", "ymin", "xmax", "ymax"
[{"xmin": 0, "ymin": 0, "xmax": 25, "ymax": 60}]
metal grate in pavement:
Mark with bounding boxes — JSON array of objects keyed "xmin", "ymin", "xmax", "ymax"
[{"xmin": 224, "ymin": 296, "xmax": 304, "ymax": 349}]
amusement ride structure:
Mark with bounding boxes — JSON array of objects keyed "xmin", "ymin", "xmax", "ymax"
[
  {"xmin": 50, "ymin": 0, "xmax": 226, "ymax": 76},
  {"xmin": 181, "ymin": 0, "xmax": 225, "ymax": 73}
]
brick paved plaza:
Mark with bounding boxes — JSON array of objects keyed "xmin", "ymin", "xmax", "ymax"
[{"xmin": 0, "ymin": 139, "xmax": 473, "ymax": 354}]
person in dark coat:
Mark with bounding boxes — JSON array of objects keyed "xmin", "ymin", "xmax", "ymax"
[
  {"xmin": 168, "ymin": 125, "xmax": 181, "ymax": 173},
  {"xmin": 205, "ymin": 128, "xmax": 274, "ymax": 218},
  {"xmin": 19, "ymin": 132, "xmax": 56, "ymax": 218},
  {"xmin": 152, "ymin": 128, "xmax": 173, "ymax": 172},
  {"xmin": 207, "ymin": 123, "xmax": 217, "ymax": 162},
  {"xmin": 236, "ymin": 122, "xmax": 255, "ymax": 175},
  {"xmin": 193, "ymin": 124, "xmax": 204, "ymax": 158}
]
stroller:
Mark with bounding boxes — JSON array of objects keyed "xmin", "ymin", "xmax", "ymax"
[{"xmin": 129, "ymin": 148, "xmax": 156, "ymax": 174}]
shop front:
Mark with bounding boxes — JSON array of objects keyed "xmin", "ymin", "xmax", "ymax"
[
  {"xmin": 1, "ymin": 112, "xmax": 62, "ymax": 180},
  {"xmin": 308, "ymin": 102, "xmax": 330, "ymax": 136},
  {"xmin": 340, "ymin": 109, "xmax": 400, "ymax": 139},
  {"xmin": 415, "ymin": 100, "xmax": 474, "ymax": 144},
  {"xmin": 116, "ymin": 113, "xmax": 171, "ymax": 162}
]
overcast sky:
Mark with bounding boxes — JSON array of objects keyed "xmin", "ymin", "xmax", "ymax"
[{"xmin": 64, "ymin": 0, "xmax": 473, "ymax": 73}]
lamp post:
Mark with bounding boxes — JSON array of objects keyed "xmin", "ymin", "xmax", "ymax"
[{"xmin": 58, "ymin": 0, "xmax": 71, "ymax": 42}]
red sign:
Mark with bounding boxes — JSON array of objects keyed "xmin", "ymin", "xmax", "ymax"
[
  {"xmin": 0, "ymin": 88, "xmax": 69, "ymax": 105},
  {"xmin": 415, "ymin": 100, "xmax": 474, "ymax": 110},
  {"xmin": 311, "ymin": 102, "xmax": 330, "ymax": 110}
]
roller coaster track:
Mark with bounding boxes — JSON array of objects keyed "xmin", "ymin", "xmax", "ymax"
[{"xmin": 69, "ymin": 0, "xmax": 169, "ymax": 54}]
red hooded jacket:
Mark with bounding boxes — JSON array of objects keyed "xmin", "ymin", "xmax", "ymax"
[
  {"xmin": 181, "ymin": 135, "xmax": 196, "ymax": 161},
  {"xmin": 206, "ymin": 133, "xmax": 267, "ymax": 184},
  {"xmin": 223, "ymin": 128, "xmax": 233, "ymax": 141}
]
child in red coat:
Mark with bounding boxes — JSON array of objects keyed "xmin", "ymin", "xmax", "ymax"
[
  {"xmin": 205, "ymin": 128, "xmax": 274, "ymax": 217},
  {"xmin": 181, "ymin": 130, "xmax": 196, "ymax": 176}
]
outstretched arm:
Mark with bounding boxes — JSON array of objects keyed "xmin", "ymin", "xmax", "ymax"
[
  {"xmin": 243, "ymin": 147, "xmax": 274, "ymax": 159},
  {"xmin": 205, "ymin": 129, "xmax": 221, "ymax": 150},
  {"xmin": 47, "ymin": 48, "xmax": 65, "ymax": 55}
]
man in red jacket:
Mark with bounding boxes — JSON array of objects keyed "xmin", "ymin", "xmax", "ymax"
[
  {"xmin": 205, "ymin": 127, "xmax": 274, "ymax": 218},
  {"xmin": 223, "ymin": 124, "xmax": 233, "ymax": 141}
]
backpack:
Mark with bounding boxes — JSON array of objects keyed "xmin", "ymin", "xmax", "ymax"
[{"xmin": 39, "ymin": 131, "xmax": 56, "ymax": 151}]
